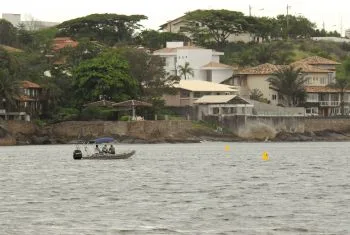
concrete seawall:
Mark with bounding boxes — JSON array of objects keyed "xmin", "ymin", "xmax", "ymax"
[
  {"xmin": 204, "ymin": 115, "xmax": 350, "ymax": 139},
  {"xmin": 0, "ymin": 120, "xmax": 195, "ymax": 145},
  {"xmin": 2, "ymin": 117, "xmax": 350, "ymax": 145}
]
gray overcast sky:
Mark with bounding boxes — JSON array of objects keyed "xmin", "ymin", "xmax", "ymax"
[{"xmin": 1, "ymin": 0, "xmax": 349, "ymax": 35}]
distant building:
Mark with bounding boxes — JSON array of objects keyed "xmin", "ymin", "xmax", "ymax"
[
  {"xmin": 21, "ymin": 20, "xmax": 59, "ymax": 31},
  {"xmin": 311, "ymin": 37, "xmax": 350, "ymax": 43},
  {"xmin": 1, "ymin": 13, "xmax": 59, "ymax": 30},
  {"xmin": 2, "ymin": 13, "xmax": 21, "ymax": 26},
  {"xmin": 345, "ymin": 29, "xmax": 350, "ymax": 39},
  {"xmin": 159, "ymin": 15, "xmax": 253, "ymax": 43},
  {"xmin": 153, "ymin": 41, "xmax": 233, "ymax": 83}
]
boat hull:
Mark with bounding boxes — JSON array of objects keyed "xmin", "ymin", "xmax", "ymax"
[{"xmin": 81, "ymin": 150, "xmax": 135, "ymax": 160}]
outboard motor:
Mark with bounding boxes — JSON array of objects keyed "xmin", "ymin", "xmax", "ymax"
[{"xmin": 73, "ymin": 149, "xmax": 83, "ymax": 160}]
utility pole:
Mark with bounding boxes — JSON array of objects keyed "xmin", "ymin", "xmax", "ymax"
[
  {"xmin": 340, "ymin": 16, "xmax": 343, "ymax": 37},
  {"xmin": 286, "ymin": 4, "xmax": 291, "ymax": 39}
]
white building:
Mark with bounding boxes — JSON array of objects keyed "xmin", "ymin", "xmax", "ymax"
[
  {"xmin": 153, "ymin": 41, "xmax": 233, "ymax": 83},
  {"xmin": 2, "ymin": 13, "xmax": 21, "ymax": 26},
  {"xmin": 345, "ymin": 29, "xmax": 350, "ymax": 39},
  {"xmin": 1, "ymin": 13, "xmax": 59, "ymax": 30}
]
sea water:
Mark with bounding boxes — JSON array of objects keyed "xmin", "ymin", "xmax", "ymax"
[{"xmin": 0, "ymin": 142, "xmax": 349, "ymax": 234}]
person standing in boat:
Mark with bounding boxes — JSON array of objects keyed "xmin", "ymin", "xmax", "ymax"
[{"xmin": 109, "ymin": 145, "xmax": 115, "ymax": 154}]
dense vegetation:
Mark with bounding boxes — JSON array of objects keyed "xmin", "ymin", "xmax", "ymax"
[{"xmin": 1, "ymin": 10, "xmax": 350, "ymax": 120}]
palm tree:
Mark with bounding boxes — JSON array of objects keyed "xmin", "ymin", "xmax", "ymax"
[
  {"xmin": 267, "ymin": 66, "xmax": 307, "ymax": 107},
  {"xmin": 178, "ymin": 62, "xmax": 194, "ymax": 80},
  {"xmin": 0, "ymin": 69, "xmax": 20, "ymax": 110}
]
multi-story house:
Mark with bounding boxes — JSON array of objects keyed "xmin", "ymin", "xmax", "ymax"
[
  {"xmin": 234, "ymin": 56, "xmax": 345, "ymax": 116},
  {"xmin": 153, "ymin": 41, "xmax": 233, "ymax": 83},
  {"xmin": 16, "ymin": 80, "xmax": 43, "ymax": 117},
  {"xmin": 159, "ymin": 15, "xmax": 253, "ymax": 43}
]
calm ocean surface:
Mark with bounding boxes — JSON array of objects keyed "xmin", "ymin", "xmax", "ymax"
[{"xmin": 0, "ymin": 142, "xmax": 350, "ymax": 234}]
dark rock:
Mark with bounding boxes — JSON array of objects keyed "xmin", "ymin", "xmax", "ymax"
[{"xmin": 31, "ymin": 135, "xmax": 51, "ymax": 145}]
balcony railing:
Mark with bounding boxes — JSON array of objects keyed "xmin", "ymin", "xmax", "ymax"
[{"xmin": 319, "ymin": 101, "xmax": 340, "ymax": 106}]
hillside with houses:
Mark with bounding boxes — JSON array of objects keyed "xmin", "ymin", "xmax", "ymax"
[{"xmin": 2, "ymin": 10, "xmax": 350, "ymax": 144}]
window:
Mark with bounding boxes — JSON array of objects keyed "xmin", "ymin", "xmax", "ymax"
[
  {"xmin": 212, "ymin": 107, "xmax": 219, "ymax": 114},
  {"xmin": 320, "ymin": 77, "xmax": 326, "ymax": 84},
  {"xmin": 193, "ymin": 92, "xmax": 201, "ymax": 98},
  {"xmin": 180, "ymin": 90, "xmax": 190, "ymax": 98},
  {"xmin": 272, "ymin": 94, "xmax": 277, "ymax": 100}
]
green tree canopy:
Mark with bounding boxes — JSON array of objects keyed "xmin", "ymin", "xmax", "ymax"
[
  {"xmin": 183, "ymin": 9, "xmax": 247, "ymax": 47},
  {"xmin": 116, "ymin": 47, "xmax": 179, "ymax": 98},
  {"xmin": 0, "ymin": 19, "xmax": 17, "ymax": 46},
  {"xmin": 73, "ymin": 50, "xmax": 138, "ymax": 105},
  {"xmin": 57, "ymin": 14, "xmax": 147, "ymax": 45},
  {"xmin": 268, "ymin": 66, "xmax": 307, "ymax": 107},
  {"xmin": 0, "ymin": 69, "xmax": 20, "ymax": 110},
  {"xmin": 136, "ymin": 30, "xmax": 190, "ymax": 51}
]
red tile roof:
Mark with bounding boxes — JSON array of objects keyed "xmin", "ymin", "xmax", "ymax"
[
  {"xmin": 290, "ymin": 62, "xmax": 331, "ymax": 73},
  {"xmin": 297, "ymin": 56, "xmax": 340, "ymax": 65},
  {"xmin": 238, "ymin": 63, "xmax": 285, "ymax": 75},
  {"xmin": 21, "ymin": 80, "xmax": 41, "ymax": 89},
  {"xmin": 52, "ymin": 37, "xmax": 79, "ymax": 51}
]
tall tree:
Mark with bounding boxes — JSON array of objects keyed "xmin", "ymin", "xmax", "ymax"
[
  {"xmin": 178, "ymin": 62, "xmax": 194, "ymax": 80},
  {"xmin": 73, "ymin": 50, "xmax": 138, "ymax": 105},
  {"xmin": 116, "ymin": 47, "xmax": 179, "ymax": 99},
  {"xmin": 183, "ymin": 10, "xmax": 247, "ymax": 47},
  {"xmin": 57, "ymin": 14, "xmax": 147, "ymax": 45},
  {"xmin": 268, "ymin": 66, "xmax": 307, "ymax": 107},
  {"xmin": 135, "ymin": 30, "xmax": 191, "ymax": 51},
  {"xmin": 0, "ymin": 69, "xmax": 20, "ymax": 110},
  {"xmin": 0, "ymin": 19, "xmax": 17, "ymax": 46}
]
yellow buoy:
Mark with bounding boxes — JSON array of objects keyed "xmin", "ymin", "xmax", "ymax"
[
  {"xmin": 262, "ymin": 151, "xmax": 269, "ymax": 161},
  {"xmin": 224, "ymin": 145, "xmax": 230, "ymax": 151}
]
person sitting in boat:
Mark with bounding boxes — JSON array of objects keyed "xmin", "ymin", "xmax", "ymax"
[
  {"xmin": 109, "ymin": 145, "xmax": 115, "ymax": 154},
  {"xmin": 102, "ymin": 144, "xmax": 108, "ymax": 153},
  {"xmin": 95, "ymin": 144, "xmax": 101, "ymax": 153}
]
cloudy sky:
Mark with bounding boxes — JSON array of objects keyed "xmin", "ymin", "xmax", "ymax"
[{"xmin": 1, "ymin": 0, "xmax": 349, "ymax": 35}]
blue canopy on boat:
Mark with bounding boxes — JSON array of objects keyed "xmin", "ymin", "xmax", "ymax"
[{"xmin": 92, "ymin": 137, "xmax": 115, "ymax": 144}]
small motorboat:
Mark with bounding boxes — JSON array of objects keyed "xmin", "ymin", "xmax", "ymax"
[
  {"xmin": 72, "ymin": 137, "xmax": 135, "ymax": 160},
  {"xmin": 80, "ymin": 150, "xmax": 135, "ymax": 160}
]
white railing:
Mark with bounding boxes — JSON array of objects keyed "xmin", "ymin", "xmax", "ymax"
[
  {"xmin": 306, "ymin": 99, "xmax": 318, "ymax": 103},
  {"xmin": 319, "ymin": 101, "xmax": 340, "ymax": 106}
]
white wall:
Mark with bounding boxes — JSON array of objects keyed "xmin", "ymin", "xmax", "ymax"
[
  {"xmin": 211, "ymin": 70, "xmax": 233, "ymax": 83},
  {"xmin": 2, "ymin": 13, "xmax": 21, "ymax": 26},
  {"xmin": 177, "ymin": 49, "xmax": 213, "ymax": 81},
  {"xmin": 246, "ymin": 75, "xmax": 279, "ymax": 105}
]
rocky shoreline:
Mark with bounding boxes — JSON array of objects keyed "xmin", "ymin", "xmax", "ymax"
[
  {"xmin": 2, "ymin": 120, "xmax": 350, "ymax": 146},
  {"xmin": 5, "ymin": 129, "xmax": 350, "ymax": 145}
]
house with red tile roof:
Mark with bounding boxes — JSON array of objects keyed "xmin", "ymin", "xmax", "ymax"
[
  {"xmin": 51, "ymin": 37, "xmax": 79, "ymax": 51},
  {"xmin": 1, "ymin": 80, "xmax": 43, "ymax": 121},
  {"xmin": 16, "ymin": 80, "xmax": 43, "ymax": 117},
  {"xmin": 234, "ymin": 56, "xmax": 346, "ymax": 116}
]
